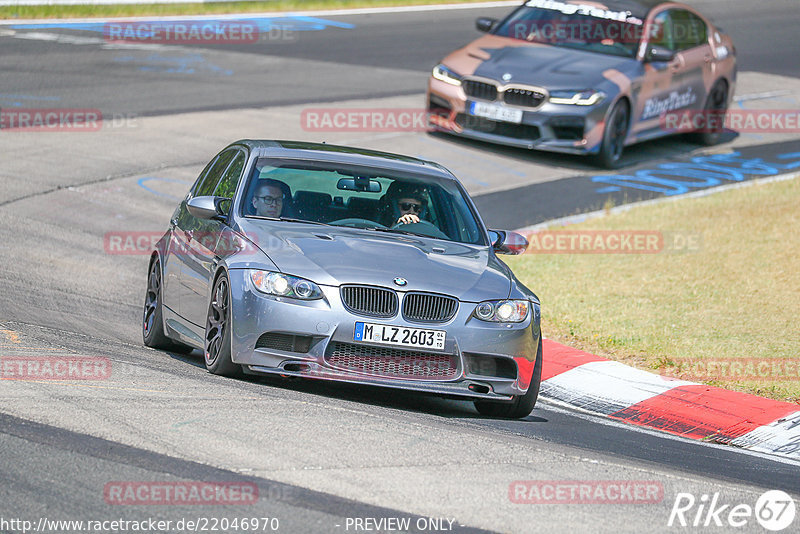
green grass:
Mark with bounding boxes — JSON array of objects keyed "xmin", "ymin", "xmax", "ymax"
[
  {"xmin": 0, "ymin": 0, "xmax": 497, "ymax": 20},
  {"xmin": 506, "ymin": 176, "xmax": 800, "ymax": 404}
]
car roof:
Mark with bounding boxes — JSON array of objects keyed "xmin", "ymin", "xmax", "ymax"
[{"xmin": 231, "ymin": 139, "xmax": 457, "ymax": 181}]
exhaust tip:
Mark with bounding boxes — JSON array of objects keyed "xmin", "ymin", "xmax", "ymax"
[
  {"xmin": 283, "ymin": 363, "xmax": 311, "ymax": 373},
  {"xmin": 468, "ymin": 383, "xmax": 491, "ymax": 394}
]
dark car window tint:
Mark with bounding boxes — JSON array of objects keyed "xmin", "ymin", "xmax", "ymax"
[
  {"xmin": 215, "ymin": 151, "xmax": 246, "ymax": 200},
  {"xmin": 195, "ymin": 149, "xmax": 236, "ymax": 197},
  {"xmin": 674, "ymin": 11, "xmax": 708, "ymax": 50}
]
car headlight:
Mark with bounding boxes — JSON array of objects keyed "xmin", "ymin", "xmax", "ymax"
[
  {"xmin": 549, "ymin": 89, "xmax": 606, "ymax": 106},
  {"xmin": 473, "ymin": 300, "xmax": 529, "ymax": 323},
  {"xmin": 249, "ymin": 270, "xmax": 322, "ymax": 300},
  {"xmin": 432, "ymin": 64, "xmax": 463, "ymax": 86}
]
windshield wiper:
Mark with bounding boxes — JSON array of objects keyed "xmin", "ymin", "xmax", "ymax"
[{"xmin": 368, "ymin": 226, "xmax": 418, "ymax": 236}]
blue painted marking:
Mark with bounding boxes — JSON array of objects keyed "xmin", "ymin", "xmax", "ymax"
[
  {"xmin": 115, "ymin": 54, "xmax": 231, "ymax": 75},
  {"xmin": 777, "ymin": 152, "xmax": 800, "ymax": 169},
  {"xmin": 354, "ymin": 322, "xmax": 364, "ymax": 341},
  {"xmin": 0, "ymin": 94, "xmax": 61, "ymax": 108},
  {"xmin": 10, "ymin": 15, "xmax": 354, "ymax": 33},
  {"xmin": 137, "ymin": 177, "xmax": 191, "ymax": 200},
  {"xmin": 592, "ymin": 150, "xmax": 800, "ymax": 195}
]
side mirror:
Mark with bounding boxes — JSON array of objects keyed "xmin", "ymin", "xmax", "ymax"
[
  {"xmin": 475, "ymin": 17, "xmax": 498, "ymax": 33},
  {"xmin": 489, "ymin": 230, "xmax": 528, "ymax": 255},
  {"xmin": 187, "ymin": 196, "xmax": 226, "ymax": 221},
  {"xmin": 645, "ymin": 45, "xmax": 676, "ymax": 63}
]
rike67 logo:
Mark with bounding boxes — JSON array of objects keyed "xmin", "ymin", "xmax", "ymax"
[{"xmin": 668, "ymin": 490, "xmax": 796, "ymax": 531}]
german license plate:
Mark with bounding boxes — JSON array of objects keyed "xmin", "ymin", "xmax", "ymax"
[
  {"xmin": 354, "ymin": 322, "xmax": 446, "ymax": 351},
  {"xmin": 469, "ymin": 101, "xmax": 523, "ymax": 124}
]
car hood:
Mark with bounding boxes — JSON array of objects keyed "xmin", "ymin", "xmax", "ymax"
[
  {"xmin": 238, "ymin": 221, "xmax": 512, "ymax": 302},
  {"xmin": 452, "ymin": 36, "xmax": 636, "ymax": 88}
]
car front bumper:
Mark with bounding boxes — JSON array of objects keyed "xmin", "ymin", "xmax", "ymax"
[
  {"xmin": 427, "ymin": 77, "xmax": 608, "ymax": 155},
  {"xmin": 227, "ymin": 269, "xmax": 540, "ymax": 401}
]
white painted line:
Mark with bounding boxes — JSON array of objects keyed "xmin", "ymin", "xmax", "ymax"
[
  {"xmin": 540, "ymin": 360, "xmax": 696, "ymax": 415},
  {"xmin": 736, "ymin": 90, "xmax": 795, "ymax": 102},
  {"xmin": 539, "ymin": 397, "xmax": 800, "ymax": 467},
  {"xmin": 0, "ymin": 1, "xmax": 520, "ymax": 24},
  {"xmin": 730, "ymin": 411, "xmax": 800, "ymax": 461}
]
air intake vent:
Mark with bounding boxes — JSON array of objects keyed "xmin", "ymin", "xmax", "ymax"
[
  {"xmin": 325, "ymin": 342, "xmax": 458, "ymax": 380},
  {"xmin": 503, "ymin": 88, "xmax": 546, "ymax": 108},
  {"xmin": 341, "ymin": 285, "xmax": 398, "ymax": 318},
  {"xmin": 255, "ymin": 332, "xmax": 312, "ymax": 353},
  {"xmin": 403, "ymin": 292, "xmax": 458, "ymax": 323}
]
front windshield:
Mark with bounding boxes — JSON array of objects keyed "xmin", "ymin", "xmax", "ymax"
[
  {"xmin": 241, "ymin": 157, "xmax": 486, "ymax": 246},
  {"xmin": 494, "ymin": 1, "xmax": 647, "ymax": 58}
]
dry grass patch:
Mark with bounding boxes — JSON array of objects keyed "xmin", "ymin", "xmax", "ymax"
[{"xmin": 506, "ymin": 176, "xmax": 800, "ymax": 403}]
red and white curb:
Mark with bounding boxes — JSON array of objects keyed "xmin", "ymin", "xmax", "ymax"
[{"xmin": 540, "ymin": 339, "xmax": 800, "ymax": 461}]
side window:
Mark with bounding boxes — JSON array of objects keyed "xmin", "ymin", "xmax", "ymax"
[
  {"xmin": 195, "ymin": 149, "xmax": 236, "ymax": 197},
  {"xmin": 672, "ymin": 10, "xmax": 708, "ymax": 50},
  {"xmin": 189, "ymin": 156, "xmax": 218, "ymax": 197},
  {"xmin": 649, "ymin": 11, "xmax": 674, "ymax": 51},
  {"xmin": 215, "ymin": 151, "xmax": 246, "ymax": 200}
]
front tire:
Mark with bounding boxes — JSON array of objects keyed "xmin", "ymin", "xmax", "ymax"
[
  {"xmin": 204, "ymin": 272, "xmax": 242, "ymax": 377},
  {"xmin": 474, "ymin": 336, "xmax": 543, "ymax": 419},
  {"xmin": 142, "ymin": 256, "xmax": 193, "ymax": 353},
  {"xmin": 596, "ymin": 100, "xmax": 630, "ymax": 169}
]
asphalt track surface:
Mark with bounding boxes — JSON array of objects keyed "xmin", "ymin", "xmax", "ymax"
[{"xmin": 1, "ymin": 1, "xmax": 800, "ymax": 533}]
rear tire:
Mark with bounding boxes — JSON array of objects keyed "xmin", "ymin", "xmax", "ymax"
[
  {"xmin": 474, "ymin": 336, "xmax": 543, "ymax": 419},
  {"xmin": 691, "ymin": 81, "xmax": 728, "ymax": 146},
  {"xmin": 204, "ymin": 272, "xmax": 242, "ymax": 377},
  {"xmin": 142, "ymin": 256, "xmax": 193, "ymax": 353},
  {"xmin": 595, "ymin": 100, "xmax": 630, "ymax": 169}
]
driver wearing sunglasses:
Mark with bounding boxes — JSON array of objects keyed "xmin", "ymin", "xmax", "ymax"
[
  {"xmin": 396, "ymin": 197, "xmax": 424, "ymax": 225},
  {"xmin": 381, "ymin": 181, "xmax": 429, "ymax": 227}
]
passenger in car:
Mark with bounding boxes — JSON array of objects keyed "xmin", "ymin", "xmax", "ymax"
[{"xmin": 251, "ymin": 178, "xmax": 290, "ymax": 218}]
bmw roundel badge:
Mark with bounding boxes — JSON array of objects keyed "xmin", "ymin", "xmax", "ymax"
[{"xmin": 393, "ymin": 277, "xmax": 408, "ymax": 287}]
